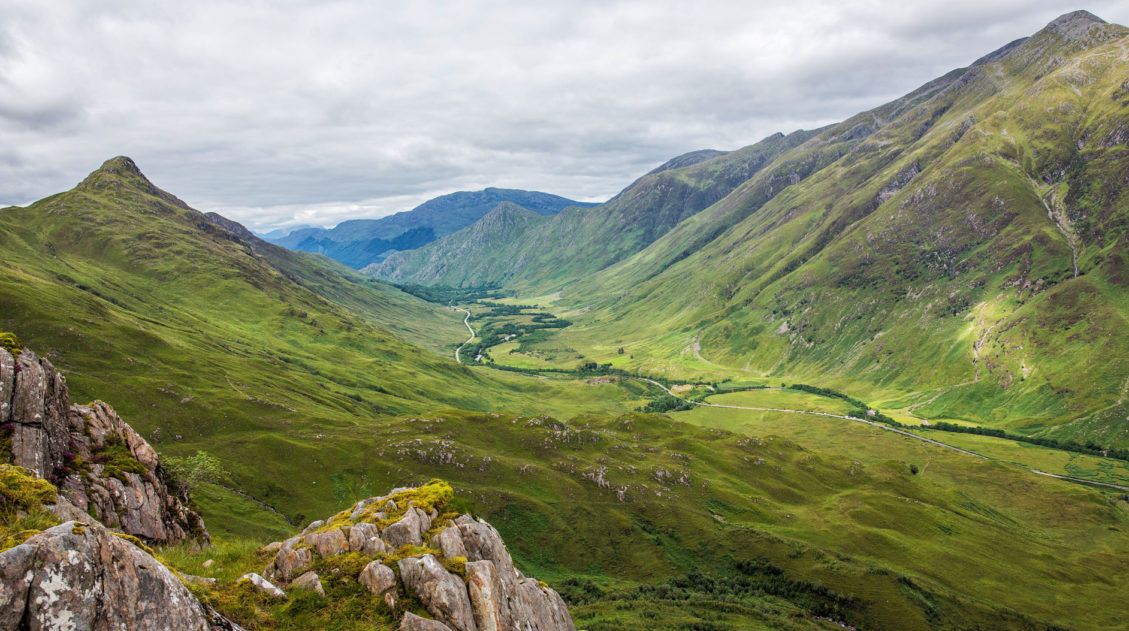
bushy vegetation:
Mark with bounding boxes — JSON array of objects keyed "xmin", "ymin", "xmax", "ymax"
[{"xmin": 91, "ymin": 435, "xmax": 148, "ymax": 481}]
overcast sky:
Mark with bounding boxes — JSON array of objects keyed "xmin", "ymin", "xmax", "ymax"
[{"xmin": 3, "ymin": 1, "xmax": 1128, "ymax": 231}]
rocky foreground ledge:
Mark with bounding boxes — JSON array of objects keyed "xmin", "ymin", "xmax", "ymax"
[
  {"xmin": 248, "ymin": 480, "xmax": 574, "ymax": 631},
  {"xmin": 0, "ymin": 343, "xmax": 206, "ymax": 543}
]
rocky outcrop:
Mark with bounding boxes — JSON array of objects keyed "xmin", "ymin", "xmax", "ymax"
[
  {"xmin": 0, "ymin": 345, "xmax": 206, "ymax": 543},
  {"xmin": 0, "ymin": 519, "xmax": 238, "ymax": 630},
  {"xmin": 261, "ymin": 481, "xmax": 575, "ymax": 631}
]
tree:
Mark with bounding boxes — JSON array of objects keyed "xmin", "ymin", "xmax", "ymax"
[{"xmin": 164, "ymin": 451, "xmax": 231, "ymax": 490}]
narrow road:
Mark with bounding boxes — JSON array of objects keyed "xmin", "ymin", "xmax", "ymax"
[
  {"xmin": 454, "ymin": 307, "xmax": 475, "ymax": 365},
  {"xmin": 1032, "ymin": 470, "xmax": 1129, "ymax": 492},
  {"xmin": 638, "ymin": 378, "xmax": 985, "ymax": 458}
]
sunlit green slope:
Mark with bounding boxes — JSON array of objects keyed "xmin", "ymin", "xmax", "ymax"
[{"xmin": 543, "ymin": 12, "xmax": 1129, "ymax": 447}]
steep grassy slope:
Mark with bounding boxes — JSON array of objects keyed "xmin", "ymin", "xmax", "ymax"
[
  {"xmin": 371, "ymin": 131, "xmax": 818, "ymax": 288},
  {"xmin": 368, "ymin": 202, "xmax": 551, "ymax": 286},
  {"xmin": 0, "ymin": 157, "xmax": 647, "ymax": 534},
  {"xmin": 269, "ymin": 188, "xmax": 593, "ymax": 268},
  {"xmin": 520, "ymin": 12, "xmax": 1129, "ymax": 448}
]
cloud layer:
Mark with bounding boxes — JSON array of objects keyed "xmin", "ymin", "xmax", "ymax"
[{"xmin": 3, "ymin": 1, "xmax": 1127, "ymax": 230}]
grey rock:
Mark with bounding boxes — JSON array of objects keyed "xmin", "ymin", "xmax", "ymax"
[
  {"xmin": 433, "ymin": 525, "xmax": 468, "ymax": 559},
  {"xmin": 241, "ymin": 572, "xmax": 286, "ymax": 600},
  {"xmin": 348, "ymin": 521, "xmax": 380, "ymax": 552},
  {"xmin": 383, "ymin": 506, "xmax": 431, "ymax": 548},
  {"xmin": 268, "ymin": 541, "xmax": 313, "ymax": 582},
  {"xmin": 400, "ymin": 612, "xmax": 455, "ymax": 631},
  {"xmin": 465, "ymin": 560, "xmax": 510, "ymax": 631},
  {"xmin": 359, "ymin": 560, "xmax": 398, "ymax": 608},
  {"xmin": 291, "ymin": 571, "xmax": 326, "ymax": 596},
  {"xmin": 455, "ymin": 518, "xmax": 514, "ymax": 578},
  {"xmin": 305, "ymin": 527, "xmax": 350, "ymax": 557},
  {"xmin": 398, "ymin": 554, "xmax": 477, "ymax": 631},
  {"xmin": 0, "ymin": 347, "xmax": 14, "ymax": 423},
  {"xmin": 0, "ymin": 520, "xmax": 232, "ymax": 630},
  {"xmin": 1, "ymin": 346, "xmax": 206, "ymax": 543}
]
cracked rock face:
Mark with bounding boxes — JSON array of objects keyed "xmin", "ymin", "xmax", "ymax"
[
  {"xmin": 263, "ymin": 485, "xmax": 576, "ymax": 631},
  {"xmin": 0, "ymin": 520, "xmax": 238, "ymax": 630},
  {"xmin": 0, "ymin": 346, "xmax": 206, "ymax": 543}
]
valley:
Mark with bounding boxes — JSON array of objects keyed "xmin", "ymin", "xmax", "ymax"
[{"xmin": 2, "ymin": 8, "xmax": 1129, "ymax": 631}]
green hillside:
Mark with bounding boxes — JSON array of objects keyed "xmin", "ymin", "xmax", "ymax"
[
  {"xmin": 370, "ymin": 130, "xmax": 817, "ymax": 288},
  {"xmin": 412, "ymin": 11, "xmax": 1129, "ymax": 450},
  {"xmin": 0, "ymin": 157, "xmax": 646, "ymax": 533}
]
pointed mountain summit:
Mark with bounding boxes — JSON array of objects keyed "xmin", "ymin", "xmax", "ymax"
[
  {"xmin": 1039, "ymin": 9, "xmax": 1122, "ymax": 45},
  {"xmin": 76, "ymin": 155, "xmax": 190, "ymax": 208}
]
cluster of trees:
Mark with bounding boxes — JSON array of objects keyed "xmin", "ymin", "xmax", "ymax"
[
  {"xmin": 927, "ymin": 422, "xmax": 1129, "ymax": 462},
  {"xmin": 394, "ymin": 283, "xmax": 505, "ymax": 304},
  {"xmin": 557, "ymin": 560, "xmax": 855, "ymax": 622}
]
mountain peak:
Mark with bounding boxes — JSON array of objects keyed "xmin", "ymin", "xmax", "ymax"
[
  {"xmin": 1041, "ymin": 10, "xmax": 1114, "ymax": 42},
  {"xmin": 1047, "ymin": 10, "xmax": 1105, "ymax": 29},
  {"xmin": 85, "ymin": 155, "xmax": 148, "ymax": 182},
  {"xmin": 76, "ymin": 156, "xmax": 189, "ymax": 208}
]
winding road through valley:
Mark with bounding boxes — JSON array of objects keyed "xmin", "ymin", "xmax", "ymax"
[
  {"xmin": 454, "ymin": 307, "xmax": 475, "ymax": 364},
  {"xmin": 455, "ymin": 305, "xmax": 1129, "ymax": 492}
]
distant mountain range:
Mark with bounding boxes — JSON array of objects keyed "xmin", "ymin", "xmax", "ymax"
[{"xmin": 264, "ymin": 188, "xmax": 596, "ymax": 268}]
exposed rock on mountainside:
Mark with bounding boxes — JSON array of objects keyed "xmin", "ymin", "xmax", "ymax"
[
  {"xmin": 0, "ymin": 519, "xmax": 239, "ymax": 631},
  {"xmin": 1, "ymin": 343, "xmax": 206, "ymax": 543},
  {"xmin": 259, "ymin": 480, "xmax": 574, "ymax": 631}
]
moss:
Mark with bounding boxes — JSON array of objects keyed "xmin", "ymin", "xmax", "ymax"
[
  {"xmin": 0, "ymin": 331, "xmax": 22, "ymax": 358},
  {"xmin": 441, "ymin": 555, "xmax": 467, "ymax": 577},
  {"xmin": 113, "ymin": 531, "xmax": 156, "ymax": 556},
  {"xmin": 0, "ymin": 464, "xmax": 57, "ymax": 510},
  {"xmin": 357, "ymin": 479, "xmax": 454, "ymax": 530},
  {"xmin": 71, "ymin": 523, "xmax": 86, "ymax": 536}
]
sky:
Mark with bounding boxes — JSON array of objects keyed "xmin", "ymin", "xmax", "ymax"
[{"xmin": 2, "ymin": 1, "xmax": 1128, "ymax": 232}]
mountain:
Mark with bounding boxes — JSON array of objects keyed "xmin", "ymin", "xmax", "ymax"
[
  {"xmin": 386, "ymin": 11, "xmax": 1129, "ymax": 450},
  {"xmin": 0, "ymin": 156, "xmax": 635, "ymax": 538},
  {"xmin": 370, "ymin": 130, "xmax": 818, "ymax": 287},
  {"xmin": 267, "ymin": 188, "xmax": 595, "ymax": 268},
  {"xmin": 575, "ymin": 10, "xmax": 1129, "ymax": 447},
  {"xmin": 371, "ymin": 201, "xmax": 552, "ymax": 285}
]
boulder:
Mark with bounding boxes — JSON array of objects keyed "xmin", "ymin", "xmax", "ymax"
[
  {"xmin": 0, "ymin": 520, "xmax": 238, "ymax": 630},
  {"xmin": 0, "ymin": 347, "xmax": 14, "ymax": 422},
  {"xmin": 465, "ymin": 560, "xmax": 510, "ymax": 631},
  {"xmin": 509, "ymin": 578, "xmax": 575, "ymax": 631},
  {"xmin": 433, "ymin": 525, "xmax": 468, "ymax": 559},
  {"xmin": 398, "ymin": 554, "xmax": 478, "ymax": 631},
  {"xmin": 305, "ymin": 527, "xmax": 350, "ymax": 557},
  {"xmin": 268, "ymin": 541, "xmax": 313, "ymax": 582},
  {"xmin": 348, "ymin": 521, "xmax": 380, "ymax": 552},
  {"xmin": 400, "ymin": 612, "xmax": 454, "ymax": 631},
  {"xmin": 383, "ymin": 506, "xmax": 431, "ymax": 548},
  {"xmin": 0, "ymin": 345, "xmax": 207, "ymax": 543},
  {"xmin": 359, "ymin": 560, "xmax": 398, "ymax": 608},
  {"xmin": 291, "ymin": 571, "xmax": 326, "ymax": 597},
  {"xmin": 241, "ymin": 572, "xmax": 286, "ymax": 600}
]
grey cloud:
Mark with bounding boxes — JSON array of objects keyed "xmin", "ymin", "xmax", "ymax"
[{"xmin": 2, "ymin": 0, "xmax": 1127, "ymax": 230}]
